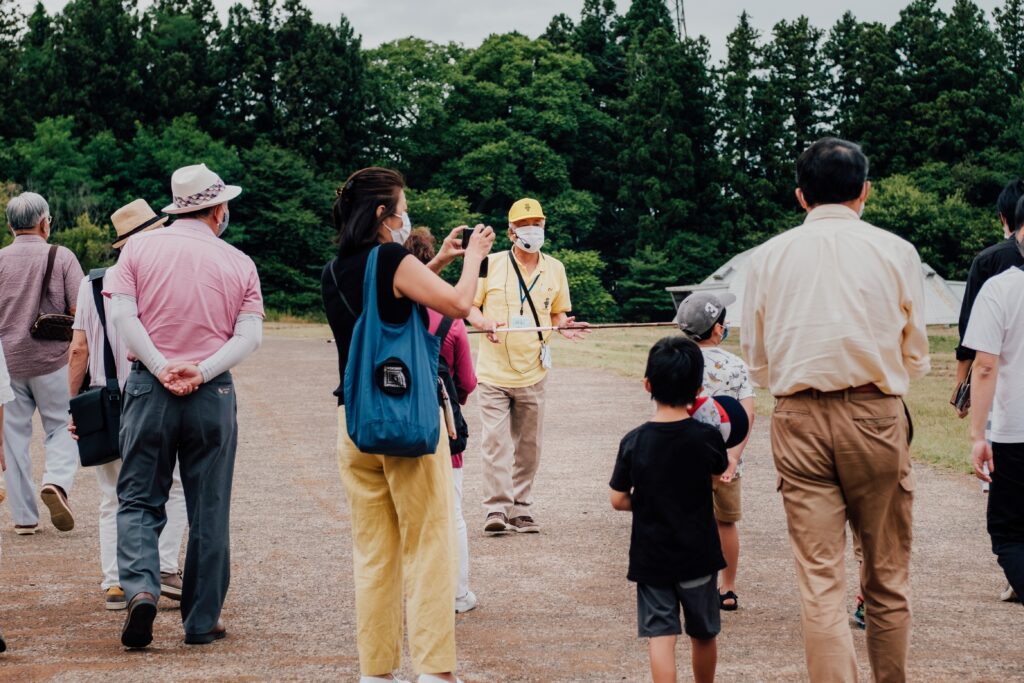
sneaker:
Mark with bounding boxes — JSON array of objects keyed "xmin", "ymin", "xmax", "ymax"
[
  {"xmin": 160, "ymin": 572, "xmax": 183, "ymax": 601},
  {"xmin": 105, "ymin": 586, "xmax": 127, "ymax": 611},
  {"xmin": 852, "ymin": 595, "xmax": 866, "ymax": 630},
  {"xmin": 40, "ymin": 485, "xmax": 74, "ymax": 532},
  {"xmin": 508, "ymin": 515, "xmax": 540, "ymax": 533},
  {"xmin": 484, "ymin": 512, "xmax": 509, "ymax": 535},
  {"xmin": 1000, "ymin": 582, "xmax": 1019, "ymax": 602},
  {"xmin": 455, "ymin": 591, "xmax": 478, "ymax": 614},
  {"xmin": 14, "ymin": 524, "xmax": 37, "ymax": 535},
  {"xmin": 0, "ymin": 628, "xmax": 6, "ymax": 653},
  {"xmin": 360, "ymin": 676, "xmax": 411, "ymax": 683}
]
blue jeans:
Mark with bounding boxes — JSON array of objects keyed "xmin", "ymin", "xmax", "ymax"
[{"xmin": 989, "ymin": 442, "xmax": 1024, "ymax": 603}]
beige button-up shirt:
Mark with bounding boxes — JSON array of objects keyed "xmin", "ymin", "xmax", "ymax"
[{"xmin": 741, "ymin": 204, "xmax": 931, "ymax": 397}]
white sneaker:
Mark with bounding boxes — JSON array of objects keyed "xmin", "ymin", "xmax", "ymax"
[
  {"xmin": 417, "ymin": 676, "xmax": 463, "ymax": 683},
  {"xmin": 455, "ymin": 591, "xmax": 478, "ymax": 614},
  {"xmin": 1000, "ymin": 582, "xmax": 1019, "ymax": 602},
  {"xmin": 360, "ymin": 676, "xmax": 411, "ymax": 683}
]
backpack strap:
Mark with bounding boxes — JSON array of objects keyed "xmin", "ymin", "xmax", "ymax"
[
  {"xmin": 90, "ymin": 271, "xmax": 118, "ymax": 389},
  {"xmin": 435, "ymin": 316, "xmax": 454, "ymax": 344},
  {"xmin": 36, "ymin": 245, "xmax": 59, "ymax": 317},
  {"xmin": 327, "ymin": 258, "xmax": 358, "ymax": 318}
]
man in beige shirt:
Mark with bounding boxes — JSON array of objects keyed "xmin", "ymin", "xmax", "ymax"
[{"xmin": 742, "ymin": 137, "xmax": 929, "ymax": 683}]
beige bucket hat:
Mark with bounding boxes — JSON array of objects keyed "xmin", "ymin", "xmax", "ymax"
[
  {"xmin": 161, "ymin": 163, "xmax": 242, "ymax": 215},
  {"xmin": 111, "ymin": 199, "xmax": 168, "ymax": 249}
]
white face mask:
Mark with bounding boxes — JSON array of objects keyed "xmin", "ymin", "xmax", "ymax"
[
  {"xmin": 389, "ymin": 211, "xmax": 412, "ymax": 245},
  {"xmin": 514, "ymin": 226, "xmax": 545, "ymax": 253},
  {"xmin": 217, "ymin": 207, "xmax": 230, "ymax": 236}
]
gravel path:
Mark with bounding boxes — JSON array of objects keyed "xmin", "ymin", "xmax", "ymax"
[{"xmin": 0, "ymin": 336, "xmax": 1020, "ymax": 681}]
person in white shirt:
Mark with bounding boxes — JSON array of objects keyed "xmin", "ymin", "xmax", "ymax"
[
  {"xmin": 67, "ymin": 200, "xmax": 188, "ymax": 611},
  {"xmin": 962, "ymin": 229, "xmax": 1024, "ymax": 607}
]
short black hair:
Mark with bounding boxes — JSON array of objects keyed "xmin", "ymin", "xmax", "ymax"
[
  {"xmin": 694, "ymin": 308, "xmax": 727, "ymax": 342},
  {"xmin": 998, "ymin": 178, "xmax": 1024, "ymax": 229},
  {"xmin": 645, "ymin": 336, "xmax": 704, "ymax": 407},
  {"xmin": 796, "ymin": 137, "xmax": 869, "ymax": 207},
  {"xmin": 1013, "ymin": 195, "xmax": 1024, "ymax": 235}
]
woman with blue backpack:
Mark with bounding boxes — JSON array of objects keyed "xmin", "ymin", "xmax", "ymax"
[{"xmin": 321, "ymin": 167, "xmax": 494, "ymax": 683}]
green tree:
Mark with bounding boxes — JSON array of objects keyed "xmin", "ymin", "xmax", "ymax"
[
  {"xmin": 994, "ymin": 0, "xmax": 1024, "ymax": 93},
  {"xmin": 51, "ymin": 213, "xmax": 117, "ymax": 271},
  {"xmin": 14, "ymin": 117, "xmax": 94, "ymax": 225},
  {"xmin": 138, "ymin": 0, "xmax": 222, "ymax": 130},
  {"xmin": 406, "ymin": 188, "xmax": 482, "ymax": 237},
  {"xmin": 49, "ymin": 0, "xmax": 146, "ymax": 138},
  {"xmin": 548, "ymin": 249, "xmax": 618, "ymax": 321},
  {"xmin": 616, "ymin": 245, "xmax": 679, "ymax": 322},
  {"xmin": 231, "ymin": 141, "xmax": 334, "ymax": 311},
  {"xmin": 617, "ymin": 29, "xmax": 722, "ymax": 257}
]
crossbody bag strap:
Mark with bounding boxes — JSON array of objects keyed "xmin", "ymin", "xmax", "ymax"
[
  {"xmin": 37, "ymin": 245, "xmax": 58, "ymax": 317},
  {"xmin": 509, "ymin": 253, "xmax": 544, "ymax": 343},
  {"xmin": 328, "ymin": 257, "xmax": 358, "ymax": 318},
  {"xmin": 435, "ymin": 315, "xmax": 454, "ymax": 344},
  {"xmin": 91, "ymin": 272, "xmax": 118, "ymax": 389}
]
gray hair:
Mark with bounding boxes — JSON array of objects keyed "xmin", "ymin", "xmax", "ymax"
[{"xmin": 6, "ymin": 192, "xmax": 49, "ymax": 231}]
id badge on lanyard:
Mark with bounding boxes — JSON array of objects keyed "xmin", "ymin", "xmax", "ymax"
[
  {"xmin": 510, "ymin": 314, "xmax": 532, "ymax": 330},
  {"xmin": 540, "ymin": 343, "xmax": 552, "ymax": 369}
]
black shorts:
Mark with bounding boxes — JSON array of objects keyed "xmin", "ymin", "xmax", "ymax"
[{"xmin": 637, "ymin": 573, "xmax": 720, "ymax": 640}]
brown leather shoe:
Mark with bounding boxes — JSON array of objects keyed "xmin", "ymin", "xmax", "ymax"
[
  {"xmin": 40, "ymin": 485, "xmax": 74, "ymax": 532},
  {"xmin": 121, "ymin": 592, "xmax": 157, "ymax": 648},
  {"xmin": 483, "ymin": 512, "xmax": 509, "ymax": 535},
  {"xmin": 508, "ymin": 515, "xmax": 541, "ymax": 533},
  {"xmin": 160, "ymin": 572, "xmax": 183, "ymax": 601},
  {"xmin": 184, "ymin": 620, "xmax": 226, "ymax": 645}
]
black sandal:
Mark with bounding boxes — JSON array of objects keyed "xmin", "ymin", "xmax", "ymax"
[{"xmin": 719, "ymin": 590, "xmax": 739, "ymax": 611}]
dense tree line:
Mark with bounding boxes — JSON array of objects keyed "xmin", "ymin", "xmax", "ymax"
[{"xmin": 0, "ymin": 0, "xmax": 1021, "ymax": 320}]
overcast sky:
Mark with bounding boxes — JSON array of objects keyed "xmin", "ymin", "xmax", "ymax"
[{"xmin": 24, "ymin": 0, "xmax": 1004, "ymax": 61}]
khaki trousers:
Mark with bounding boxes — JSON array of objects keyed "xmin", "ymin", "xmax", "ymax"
[
  {"xmin": 478, "ymin": 378, "xmax": 547, "ymax": 519},
  {"xmin": 771, "ymin": 393, "xmax": 914, "ymax": 683},
  {"xmin": 336, "ymin": 408, "xmax": 457, "ymax": 676}
]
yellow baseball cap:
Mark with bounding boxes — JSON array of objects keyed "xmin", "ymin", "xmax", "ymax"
[{"xmin": 508, "ymin": 197, "xmax": 545, "ymax": 223}]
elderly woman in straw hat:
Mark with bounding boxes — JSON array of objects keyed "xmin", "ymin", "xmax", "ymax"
[{"xmin": 67, "ymin": 199, "xmax": 189, "ymax": 612}]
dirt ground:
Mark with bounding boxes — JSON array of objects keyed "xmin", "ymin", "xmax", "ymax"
[{"xmin": 0, "ymin": 335, "xmax": 1022, "ymax": 682}]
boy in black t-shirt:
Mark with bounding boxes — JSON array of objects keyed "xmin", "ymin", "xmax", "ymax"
[{"xmin": 610, "ymin": 336, "xmax": 729, "ymax": 683}]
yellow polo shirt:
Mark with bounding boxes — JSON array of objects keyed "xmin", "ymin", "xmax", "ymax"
[{"xmin": 474, "ymin": 250, "xmax": 572, "ymax": 388}]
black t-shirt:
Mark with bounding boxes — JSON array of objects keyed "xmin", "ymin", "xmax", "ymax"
[
  {"xmin": 609, "ymin": 419, "xmax": 728, "ymax": 586},
  {"xmin": 957, "ymin": 237, "xmax": 1024, "ymax": 360},
  {"xmin": 321, "ymin": 242, "xmax": 415, "ymax": 405}
]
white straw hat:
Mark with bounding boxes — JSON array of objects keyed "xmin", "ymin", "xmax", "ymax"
[
  {"xmin": 111, "ymin": 199, "xmax": 168, "ymax": 249},
  {"xmin": 161, "ymin": 163, "xmax": 242, "ymax": 215}
]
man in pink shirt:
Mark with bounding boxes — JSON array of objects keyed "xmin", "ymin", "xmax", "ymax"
[{"xmin": 104, "ymin": 164, "xmax": 264, "ymax": 649}]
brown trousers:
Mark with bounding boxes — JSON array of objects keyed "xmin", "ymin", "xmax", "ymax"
[
  {"xmin": 772, "ymin": 392, "xmax": 915, "ymax": 683},
  {"xmin": 478, "ymin": 378, "xmax": 547, "ymax": 519}
]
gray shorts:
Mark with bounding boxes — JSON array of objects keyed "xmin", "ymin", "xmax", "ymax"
[{"xmin": 637, "ymin": 573, "xmax": 720, "ymax": 640}]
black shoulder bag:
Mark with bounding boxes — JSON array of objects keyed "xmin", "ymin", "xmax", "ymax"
[
  {"xmin": 30, "ymin": 245, "xmax": 75, "ymax": 342},
  {"xmin": 435, "ymin": 316, "xmax": 469, "ymax": 454},
  {"xmin": 69, "ymin": 269, "xmax": 122, "ymax": 466}
]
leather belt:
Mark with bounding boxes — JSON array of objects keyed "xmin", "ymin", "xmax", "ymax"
[{"xmin": 787, "ymin": 384, "xmax": 889, "ymax": 400}]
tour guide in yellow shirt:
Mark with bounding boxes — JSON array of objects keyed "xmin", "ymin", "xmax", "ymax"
[{"xmin": 468, "ymin": 197, "xmax": 587, "ymax": 535}]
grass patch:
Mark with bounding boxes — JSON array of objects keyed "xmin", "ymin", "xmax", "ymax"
[{"xmin": 549, "ymin": 327, "xmax": 970, "ymax": 473}]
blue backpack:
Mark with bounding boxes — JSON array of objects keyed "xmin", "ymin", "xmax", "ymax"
[{"xmin": 341, "ymin": 246, "xmax": 442, "ymax": 457}]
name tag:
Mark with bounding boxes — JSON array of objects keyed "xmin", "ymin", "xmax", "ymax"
[
  {"xmin": 540, "ymin": 343, "xmax": 553, "ymax": 369},
  {"xmin": 510, "ymin": 315, "xmax": 532, "ymax": 330}
]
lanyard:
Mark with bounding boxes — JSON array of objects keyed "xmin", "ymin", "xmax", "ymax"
[{"xmin": 518, "ymin": 270, "xmax": 542, "ymax": 313}]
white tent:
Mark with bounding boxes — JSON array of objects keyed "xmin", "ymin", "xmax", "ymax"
[{"xmin": 666, "ymin": 246, "xmax": 964, "ymax": 328}]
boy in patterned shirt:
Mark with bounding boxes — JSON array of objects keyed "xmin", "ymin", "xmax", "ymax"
[{"xmin": 675, "ymin": 292, "xmax": 756, "ymax": 612}]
